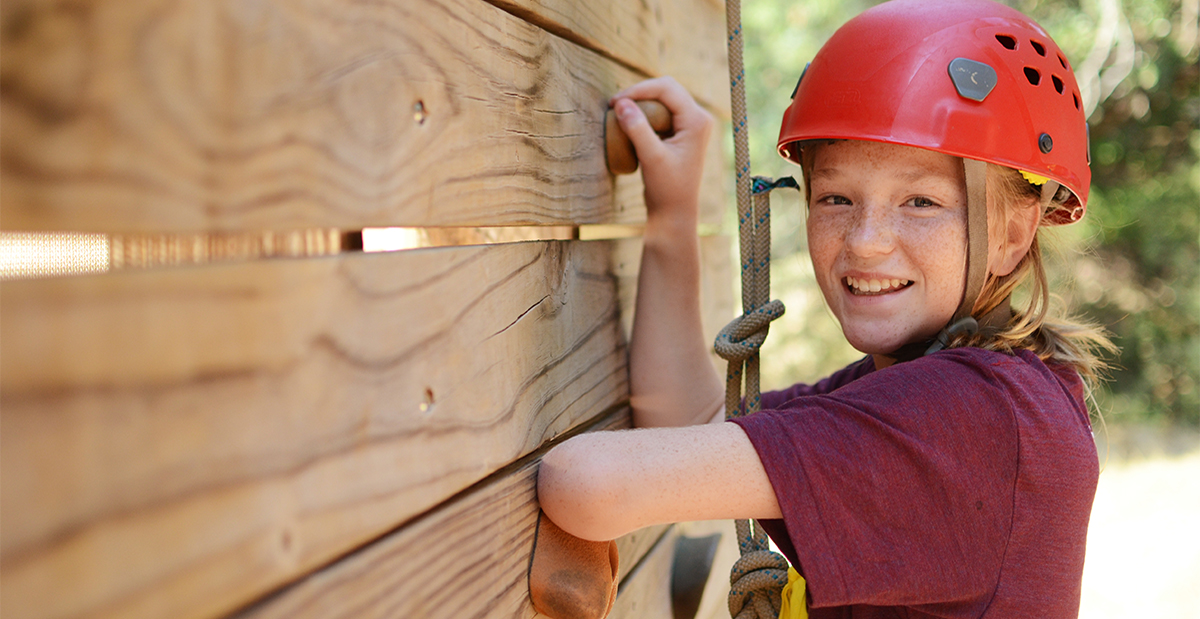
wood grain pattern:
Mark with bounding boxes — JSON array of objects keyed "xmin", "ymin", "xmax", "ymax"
[
  {"xmin": 234, "ymin": 408, "xmax": 675, "ymax": 619},
  {"xmin": 229, "ymin": 235, "xmax": 733, "ymax": 619},
  {"xmin": 1, "ymin": 0, "xmax": 740, "ymax": 617},
  {"xmin": 481, "ymin": 0, "xmax": 730, "ymax": 117},
  {"xmin": 0, "ymin": 0, "xmax": 727, "ymax": 233},
  {"xmin": 0, "ymin": 240, "xmax": 630, "ymax": 619}
]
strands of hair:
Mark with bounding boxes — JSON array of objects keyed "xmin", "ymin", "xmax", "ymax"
[{"xmin": 952, "ymin": 164, "xmax": 1116, "ymax": 391}]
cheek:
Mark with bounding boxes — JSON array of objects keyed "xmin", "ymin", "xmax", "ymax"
[
  {"xmin": 908, "ymin": 221, "xmax": 967, "ymax": 301},
  {"xmin": 806, "ymin": 211, "xmax": 843, "ymax": 259},
  {"xmin": 806, "ymin": 215, "xmax": 840, "ymax": 280}
]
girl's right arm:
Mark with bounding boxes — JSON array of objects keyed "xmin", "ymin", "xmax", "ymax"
[{"xmin": 611, "ymin": 78, "xmax": 725, "ymax": 429}]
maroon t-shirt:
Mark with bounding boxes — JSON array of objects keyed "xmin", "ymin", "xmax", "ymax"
[{"xmin": 730, "ymin": 348, "xmax": 1097, "ymax": 618}]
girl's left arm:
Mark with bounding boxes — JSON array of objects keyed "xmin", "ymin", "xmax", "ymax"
[
  {"xmin": 537, "ymin": 78, "xmax": 779, "ymax": 542},
  {"xmin": 537, "ymin": 421, "xmax": 782, "ymax": 541}
]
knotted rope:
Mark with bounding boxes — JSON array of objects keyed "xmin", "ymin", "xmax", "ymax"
[
  {"xmin": 718, "ymin": 0, "xmax": 798, "ymax": 616},
  {"xmin": 727, "ymin": 519, "xmax": 791, "ymax": 619}
]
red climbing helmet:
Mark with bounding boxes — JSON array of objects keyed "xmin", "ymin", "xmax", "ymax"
[{"xmin": 777, "ymin": 0, "xmax": 1089, "ymax": 224}]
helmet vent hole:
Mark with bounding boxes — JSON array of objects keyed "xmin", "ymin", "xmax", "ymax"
[
  {"xmin": 1030, "ymin": 40, "xmax": 1046, "ymax": 56},
  {"xmin": 1024, "ymin": 67, "xmax": 1041, "ymax": 86},
  {"xmin": 1058, "ymin": 54, "xmax": 1069, "ymax": 70},
  {"xmin": 1052, "ymin": 75, "xmax": 1064, "ymax": 94},
  {"xmin": 1073, "ymin": 92, "xmax": 1081, "ymax": 109},
  {"xmin": 995, "ymin": 34, "xmax": 1017, "ymax": 50}
]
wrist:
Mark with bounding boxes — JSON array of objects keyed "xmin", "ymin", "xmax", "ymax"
[{"xmin": 643, "ymin": 209, "xmax": 698, "ymax": 247}]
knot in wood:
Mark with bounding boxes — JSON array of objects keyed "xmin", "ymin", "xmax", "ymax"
[{"xmin": 714, "ymin": 300, "xmax": 785, "ymax": 362}]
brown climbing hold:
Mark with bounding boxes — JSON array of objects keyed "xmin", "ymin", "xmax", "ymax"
[
  {"xmin": 604, "ymin": 100, "xmax": 674, "ymax": 175},
  {"xmin": 529, "ymin": 511, "xmax": 619, "ymax": 619}
]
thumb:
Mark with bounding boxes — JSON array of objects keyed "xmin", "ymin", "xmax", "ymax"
[{"xmin": 614, "ymin": 99, "xmax": 666, "ymax": 162}]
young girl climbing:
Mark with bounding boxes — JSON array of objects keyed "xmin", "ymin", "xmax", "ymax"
[{"xmin": 537, "ymin": 0, "xmax": 1112, "ymax": 616}]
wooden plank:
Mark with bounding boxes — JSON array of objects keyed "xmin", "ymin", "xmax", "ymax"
[
  {"xmin": 0, "ymin": 0, "xmax": 726, "ymax": 233},
  {"xmin": 677, "ymin": 519, "xmax": 740, "ymax": 619},
  {"xmin": 0, "ymin": 240, "xmax": 630, "ymax": 619},
  {"xmin": 608, "ymin": 526, "xmax": 679, "ymax": 619},
  {"xmin": 235, "ymin": 409, "xmax": 662, "ymax": 619},
  {"xmin": 481, "ymin": 0, "xmax": 730, "ymax": 117},
  {"xmin": 235, "ymin": 409, "xmax": 676, "ymax": 619},
  {"xmin": 656, "ymin": 0, "xmax": 731, "ymax": 120},
  {"xmin": 609, "ymin": 520, "xmax": 741, "ymax": 619},
  {"xmin": 615, "ymin": 524, "xmax": 673, "ymax": 586}
]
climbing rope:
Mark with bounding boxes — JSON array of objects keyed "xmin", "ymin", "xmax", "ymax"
[{"xmin": 714, "ymin": 0, "xmax": 798, "ymax": 617}]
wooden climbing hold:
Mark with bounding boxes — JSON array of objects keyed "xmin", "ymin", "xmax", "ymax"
[
  {"xmin": 529, "ymin": 511, "xmax": 620, "ymax": 619},
  {"xmin": 604, "ymin": 100, "xmax": 673, "ymax": 175}
]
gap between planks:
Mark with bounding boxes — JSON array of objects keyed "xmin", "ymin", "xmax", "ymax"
[{"xmin": 0, "ymin": 224, "xmax": 725, "ymax": 281}]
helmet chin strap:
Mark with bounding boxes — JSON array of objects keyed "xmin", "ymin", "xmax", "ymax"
[
  {"xmin": 887, "ymin": 158, "xmax": 1002, "ymax": 361},
  {"xmin": 956, "ymin": 158, "xmax": 991, "ymax": 322}
]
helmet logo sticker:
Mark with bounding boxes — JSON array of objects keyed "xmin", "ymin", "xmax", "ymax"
[{"xmin": 948, "ymin": 58, "xmax": 998, "ymax": 102}]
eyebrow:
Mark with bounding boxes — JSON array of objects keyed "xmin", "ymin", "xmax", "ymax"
[{"xmin": 808, "ymin": 167, "xmax": 842, "ymax": 181}]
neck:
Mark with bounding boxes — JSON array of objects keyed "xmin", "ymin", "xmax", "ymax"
[{"xmin": 878, "ymin": 297, "xmax": 1014, "ymax": 366}]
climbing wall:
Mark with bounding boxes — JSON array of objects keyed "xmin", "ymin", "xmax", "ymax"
[{"xmin": 0, "ymin": 0, "xmax": 737, "ymax": 618}]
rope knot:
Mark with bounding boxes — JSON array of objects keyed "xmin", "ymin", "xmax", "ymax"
[
  {"xmin": 727, "ymin": 548, "xmax": 789, "ymax": 619},
  {"xmin": 714, "ymin": 300, "xmax": 786, "ymax": 362}
]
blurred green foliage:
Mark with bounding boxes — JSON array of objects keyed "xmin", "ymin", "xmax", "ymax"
[{"xmin": 742, "ymin": 0, "xmax": 1199, "ymax": 426}]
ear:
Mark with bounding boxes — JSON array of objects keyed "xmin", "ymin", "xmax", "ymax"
[{"xmin": 990, "ymin": 196, "xmax": 1040, "ymax": 277}]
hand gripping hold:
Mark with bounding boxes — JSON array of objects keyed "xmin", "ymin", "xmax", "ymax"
[{"xmin": 604, "ymin": 100, "xmax": 674, "ymax": 175}]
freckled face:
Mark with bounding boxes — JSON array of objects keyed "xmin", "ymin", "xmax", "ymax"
[{"xmin": 806, "ymin": 140, "xmax": 967, "ymax": 355}]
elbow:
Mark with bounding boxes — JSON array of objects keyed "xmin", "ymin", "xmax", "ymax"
[{"xmin": 536, "ymin": 434, "xmax": 632, "ymax": 541}]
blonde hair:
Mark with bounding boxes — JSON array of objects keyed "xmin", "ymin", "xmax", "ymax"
[{"xmin": 952, "ymin": 164, "xmax": 1115, "ymax": 388}]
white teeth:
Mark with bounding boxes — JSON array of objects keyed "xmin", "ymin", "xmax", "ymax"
[{"xmin": 845, "ymin": 276, "xmax": 911, "ymax": 294}]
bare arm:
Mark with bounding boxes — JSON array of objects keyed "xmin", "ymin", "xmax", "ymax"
[
  {"xmin": 612, "ymin": 78, "xmax": 725, "ymax": 429},
  {"xmin": 535, "ymin": 80, "xmax": 778, "ymax": 543},
  {"xmin": 537, "ymin": 421, "xmax": 781, "ymax": 541}
]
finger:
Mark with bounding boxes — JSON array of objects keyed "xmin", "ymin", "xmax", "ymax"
[
  {"xmin": 611, "ymin": 76, "xmax": 678, "ymax": 102},
  {"xmin": 613, "ymin": 78, "xmax": 709, "ymax": 133},
  {"xmin": 613, "ymin": 97, "xmax": 667, "ymax": 162}
]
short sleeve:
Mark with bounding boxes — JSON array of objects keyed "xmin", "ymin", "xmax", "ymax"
[
  {"xmin": 731, "ymin": 349, "xmax": 1021, "ymax": 610},
  {"xmin": 760, "ymin": 356, "xmax": 876, "ymax": 411}
]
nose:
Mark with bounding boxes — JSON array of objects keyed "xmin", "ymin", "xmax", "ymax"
[{"xmin": 844, "ymin": 201, "xmax": 896, "ymax": 258}]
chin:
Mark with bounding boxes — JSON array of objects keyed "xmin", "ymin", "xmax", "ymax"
[
  {"xmin": 841, "ymin": 329, "xmax": 906, "ymax": 356},
  {"xmin": 841, "ymin": 320, "xmax": 943, "ymax": 356}
]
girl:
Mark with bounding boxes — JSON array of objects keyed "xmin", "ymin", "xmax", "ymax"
[{"xmin": 538, "ymin": 0, "xmax": 1112, "ymax": 616}]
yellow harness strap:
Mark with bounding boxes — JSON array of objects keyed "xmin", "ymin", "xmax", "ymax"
[{"xmin": 778, "ymin": 568, "xmax": 809, "ymax": 619}]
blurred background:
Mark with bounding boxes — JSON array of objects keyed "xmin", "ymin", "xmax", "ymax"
[{"xmin": 735, "ymin": 0, "xmax": 1199, "ymax": 615}]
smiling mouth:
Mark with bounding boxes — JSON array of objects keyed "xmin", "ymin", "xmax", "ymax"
[{"xmin": 845, "ymin": 276, "xmax": 913, "ymax": 296}]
